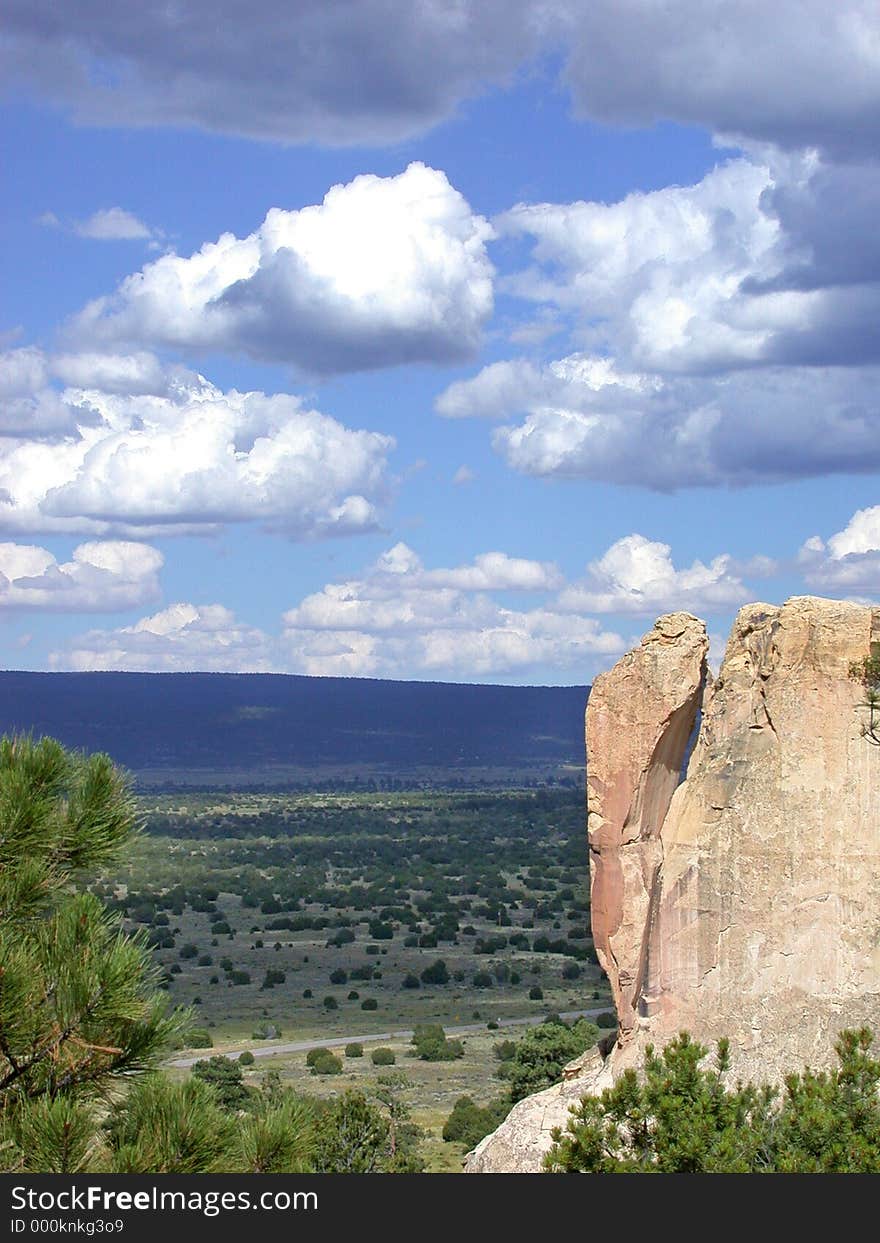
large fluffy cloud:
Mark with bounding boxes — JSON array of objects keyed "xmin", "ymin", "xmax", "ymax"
[
  {"xmin": 556, "ymin": 534, "xmax": 751, "ymax": 615},
  {"xmin": 3, "ymin": 3, "xmax": 877, "ymax": 155},
  {"xmin": 440, "ymin": 141, "xmax": 880, "ymax": 489},
  {"xmin": 799, "ymin": 506, "xmax": 880, "ymax": 595},
  {"xmin": 69, "ymin": 164, "xmax": 494, "ymax": 374},
  {"xmin": 497, "ymin": 151, "xmax": 880, "ymax": 375},
  {"xmin": 439, "ymin": 352, "xmax": 880, "ymax": 488},
  {"xmin": 0, "ymin": 355, "xmax": 393, "ymax": 536},
  {"xmin": 0, "ymin": 540, "xmax": 162, "ymax": 611}
]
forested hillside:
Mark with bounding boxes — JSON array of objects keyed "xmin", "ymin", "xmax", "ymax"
[{"xmin": 0, "ymin": 672, "xmax": 589, "ymax": 783}]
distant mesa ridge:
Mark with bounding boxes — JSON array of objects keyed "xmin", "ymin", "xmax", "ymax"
[{"xmin": 0, "ymin": 671, "xmax": 590, "ymax": 777}]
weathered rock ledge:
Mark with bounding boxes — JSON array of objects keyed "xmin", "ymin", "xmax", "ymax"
[{"xmin": 466, "ymin": 596, "xmax": 880, "ymax": 1172}]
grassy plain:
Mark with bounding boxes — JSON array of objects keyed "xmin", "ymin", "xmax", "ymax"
[{"xmin": 93, "ymin": 785, "xmax": 608, "ymax": 1168}]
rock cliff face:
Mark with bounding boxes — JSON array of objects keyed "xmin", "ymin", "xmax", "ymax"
[
  {"xmin": 467, "ymin": 595, "xmax": 880, "ymax": 1172},
  {"xmin": 586, "ymin": 612, "xmax": 708, "ymax": 1043}
]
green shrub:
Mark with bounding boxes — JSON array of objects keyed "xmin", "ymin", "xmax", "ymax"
[
  {"xmin": 546, "ymin": 1029, "xmax": 880, "ymax": 1173},
  {"xmin": 411, "ymin": 1024, "xmax": 464, "ymax": 1062},
  {"xmin": 361, "ymin": 998, "xmax": 378, "ymax": 1011},
  {"xmin": 191, "ymin": 1056, "xmax": 254, "ymax": 1112},
  {"xmin": 596, "ymin": 1011, "xmax": 617, "ymax": 1029},
  {"xmin": 420, "ymin": 959, "xmax": 450, "ymax": 986},
  {"xmin": 312, "ymin": 1091, "xmax": 389, "ymax": 1173},
  {"xmin": 188, "ymin": 1028, "xmax": 214, "ymax": 1049},
  {"xmin": 238, "ymin": 1051, "xmax": 255, "ymax": 1066},
  {"xmin": 309, "ymin": 1049, "xmax": 343, "ymax": 1076},
  {"xmin": 370, "ymin": 1048, "xmax": 396, "ymax": 1066},
  {"xmin": 443, "ymin": 1096, "xmax": 510, "ymax": 1148},
  {"xmin": 507, "ymin": 1019, "xmax": 599, "ymax": 1103},
  {"xmin": 345, "ymin": 1043, "xmax": 364, "ymax": 1058},
  {"xmin": 251, "ymin": 1023, "xmax": 281, "ymax": 1040}
]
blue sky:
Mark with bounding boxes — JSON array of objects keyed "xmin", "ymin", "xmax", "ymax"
[{"xmin": 1, "ymin": 2, "xmax": 878, "ymax": 683}]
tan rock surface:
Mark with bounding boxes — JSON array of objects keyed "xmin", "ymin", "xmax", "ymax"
[
  {"xmin": 639, "ymin": 595, "xmax": 880, "ymax": 1078},
  {"xmin": 467, "ymin": 595, "xmax": 880, "ymax": 1171},
  {"xmin": 586, "ymin": 612, "xmax": 708, "ymax": 1041},
  {"xmin": 464, "ymin": 1050, "xmax": 609, "ymax": 1174}
]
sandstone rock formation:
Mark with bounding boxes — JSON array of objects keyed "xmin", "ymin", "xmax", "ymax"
[
  {"xmin": 586, "ymin": 612, "xmax": 708, "ymax": 1043},
  {"xmin": 467, "ymin": 595, "xmax": 880, "ymax": 1172},
  {"xmin": 465, "ymin": 1049, "xmax": 608, "ymax": 1174}
]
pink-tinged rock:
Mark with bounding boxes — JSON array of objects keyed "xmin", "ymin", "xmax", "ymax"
[
  {"xmin": 467, "ymin": 595, "xmax": 880, "ymax": 1171},
  {"xmin": 587, "ymin": 611, "xmax": 708, "ymax": 1042}
]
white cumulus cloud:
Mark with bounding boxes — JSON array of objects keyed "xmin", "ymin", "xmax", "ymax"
[
  {"xmin": 0, "ymin": 359, "xmax": 393, "ymax": 537},
  {"xmin": 439, "ymin": 352, "xmax": 880, "ymax": 489},
  {"xmin": 49, "ymin": 530, "xmax": 775, "ymax": 680},
  {"xmin": 0, "ymin": 540, "xmax": 162, "ymax": 611},
  {"xmin": 493, "ymin": 147, "xmax": 880, "ymax": 376},
  {"xmin": 438, "ymin": 140, "xmax": 880, "ymax": 491},
  {"xmin": 281, "ymin": 542, "xmax": 622, "ymax": 679},
  {"xmin": 799, "ymin": 506, "xmax": 880, "ymax": 595},
  {"xmin": 69, "ymin": 164, "xmax": 494, "ymax": 374},
  {"xmin": 497, "ymin": 152, "xmax": 859, "ymax": 376},
  {"xmin": 55, "ymin": 601, "xmax": 275, "ymax": 672},
  {"xmin": 557, "ymin": 534, "xmax": 751, "ymax": 616}
]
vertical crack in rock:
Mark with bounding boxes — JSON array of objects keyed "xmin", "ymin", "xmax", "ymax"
[
  {"xmin": 466, "ymin": 596, "xmax": 880, "ymax": 1172},
  {"xmin": 586, "ymin": 613, "xmax": 708, "ymax": 1040},
  {"xmin": 631, "ymin": 687, "xmax": 705, "ymax": 1017},
  {"xmin": 629, "ymin": 596, "xmax": 880, "ymax": 1079}
]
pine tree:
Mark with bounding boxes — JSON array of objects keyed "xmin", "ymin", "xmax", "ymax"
[
  {"xmin": 312, "ymin": 1090, "xmax": 389, "ymax": 1173},
  {"xmin": 0, "ymin": 735, "xmax": 185, "ymax": 1165},
  {"xmin": 545, "ymin": 1028, "xmax": 880, "ymax": 1172}
]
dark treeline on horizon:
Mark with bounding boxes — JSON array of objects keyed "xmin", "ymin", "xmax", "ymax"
[{"xmin": 0, "ymin": 670, "xmax": 590, "ymax": 778}]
